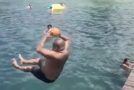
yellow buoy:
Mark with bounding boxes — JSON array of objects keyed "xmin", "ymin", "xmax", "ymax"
[{"xmin": 51, "ymin": 4, "xmax": 65, "ymax": 13}]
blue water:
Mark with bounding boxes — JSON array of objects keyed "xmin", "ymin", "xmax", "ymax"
[{"xmin": 1, "ymin": 0, "xmax": 134, "ymax": 90}]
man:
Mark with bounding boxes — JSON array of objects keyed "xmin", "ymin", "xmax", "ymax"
[
  {"xmin": 11, "ymin": 28, "xmax": 70, "ymax": 83},
  {"xmin": 121, "ymin": 58, "xmax": 134, "ymax": 71}
]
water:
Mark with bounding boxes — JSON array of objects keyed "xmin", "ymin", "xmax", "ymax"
[{"xmin": 0, "ymin": 0, "xmax": 134, "ymax": 90}]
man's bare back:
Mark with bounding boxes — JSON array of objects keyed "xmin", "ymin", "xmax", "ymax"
[{"xmin": 41, "ymin": 51, "xmax": 69, "ymax": 80}]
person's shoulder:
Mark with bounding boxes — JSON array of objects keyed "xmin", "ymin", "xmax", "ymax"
[
  {"xmin": 122, "ymin": 63, "xmax": 126, "ymax": 66},
  {"xmin": 122, "ymin": 64, "xmax": 130, "ymax": 68}
]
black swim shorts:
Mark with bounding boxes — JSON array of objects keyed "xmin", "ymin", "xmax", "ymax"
[{"xmin": 31, "ymin": 60, "xmax": 55, "ymax": 83}]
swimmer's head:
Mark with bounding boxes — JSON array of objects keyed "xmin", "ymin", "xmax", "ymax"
[
  {"xmin": 123, "ymin": 58, "xmax": 128, "ymax": 64},
  {"xmin": 52, "ymin": 38, "xmax": 65, "ymax": 52},
  {"xmin": 60, "ymin": 3, "xmax": 64, "ymax": 6},
  {"xmin": 47, "ymin": 24, "xmax": 52, "ymax": 30}
]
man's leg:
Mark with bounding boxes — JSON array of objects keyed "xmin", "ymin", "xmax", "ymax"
[
  {"xmin": 19, "ymin": 54, "xmax": 40, "ymax": 65},
  {"xmin": 11, "ymin": 58, "xmax": 33, "ymax": 72}
]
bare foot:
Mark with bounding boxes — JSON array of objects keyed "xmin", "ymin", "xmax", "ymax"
[
  {"xmin": 19, "ymin": 54, "xmax": 25, "ymax": 64},
  {"xmin": 11, "ymin": 58, "xmax": 19, "ymax": 69}
]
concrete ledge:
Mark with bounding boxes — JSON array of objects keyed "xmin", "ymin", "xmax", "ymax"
[{"xmin": 122, "ymin": 69, "xmax": 134, "ymax": 90}]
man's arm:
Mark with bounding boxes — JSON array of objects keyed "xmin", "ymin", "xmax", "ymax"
[
  {"xmin": 59, "ymin": 34, "xmax": 70, "ymax": 52},
  {"xmin": 36, "ymin": 31, "xmax": 60, "ymax": 59},
  {"xmin": 36, "ymin": 35, "xmax": 47, "ymax": 51},
  {"xmin": 122, "ymin": 64, "xmax": 132, "ymax": 70}
]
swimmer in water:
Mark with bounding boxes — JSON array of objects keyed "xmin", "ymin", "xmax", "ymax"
[
  {"xmin": 11, "ymin": 26, "xmax": 70, "ymax": 83},
  {"xmin": 121, "ymin": 58, "xmax": 134, "ymax": 72},
  {"xmin": 59, "ymin": 3, "xmax": 66, "ymax": 8},
  {"xmin": 26, "ymin": 4, "xmax": 32, "ymax": 10},
  {"xmin": 60, "ymin": 3, "xmax": 65, "ymax": 6},
  {"xmin": 47, "ymin": 24, "xmax": 52, "ymax": 31}
]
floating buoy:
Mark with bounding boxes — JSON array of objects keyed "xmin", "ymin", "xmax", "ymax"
[{"xmin": 48, "ymin": 3, "xmax": 65, "ymax": 14}]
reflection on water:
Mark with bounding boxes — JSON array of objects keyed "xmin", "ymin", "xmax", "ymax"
[{"xmin": 0, "ymin": 0, "xmax": 134, "ymax": 90}]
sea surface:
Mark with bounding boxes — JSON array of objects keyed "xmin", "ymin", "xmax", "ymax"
[{"xmin": 0, "ymin": 0, "xmax": 134, "ymax": 90}]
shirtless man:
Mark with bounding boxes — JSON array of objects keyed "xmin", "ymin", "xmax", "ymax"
[
  {"xmin": 11, "ymin": 29, "xmax": 70, "ymax": 83},
  {"xmin": 121, "ymin": 58, "xmax": 134, "ymax": 71}
]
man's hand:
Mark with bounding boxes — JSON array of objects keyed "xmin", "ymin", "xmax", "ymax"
[{"xmin": 44, "ymin": 29, "xmax": 52, "ymax": 38}]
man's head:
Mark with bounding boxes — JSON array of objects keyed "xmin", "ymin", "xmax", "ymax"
[
  {"xmin": 123, "ymin": 58, "xmax": 128, "ymax": 64},
  {"xmin": 47, "ymin": 24, "xmax": 52, "ymax": 30},
  {"xmin": 52, "ymin": 38, "xmax": 65, "ymax": 52}
]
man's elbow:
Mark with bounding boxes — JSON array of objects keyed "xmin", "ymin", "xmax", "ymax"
[
  {"xmin": 66, "ymin": 37, "xmax": 70, "ymax": 41},
  {"xmin": 65, "ymin": 38, "xmax": 70, "ymax": 43}
]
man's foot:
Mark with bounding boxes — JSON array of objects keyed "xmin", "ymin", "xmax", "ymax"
[
  {"xmin": 19, "ymin": 54, "xmax": 25, "ymax": 64},
  {"xmin": 11, "ymin": 58, "xmax": 20, "ymax": 69}
]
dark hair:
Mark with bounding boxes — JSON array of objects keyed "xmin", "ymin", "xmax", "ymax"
[
  {"xmin": 60, "ymin": 3, "xmax": 64, "ymax": 6},
  {"xmin": 123, "ymin": 58, "xmax": 128, "ymax": 64},
  {"xmin": 47, "ymin": 24, "xmax": 52, "ymax": 29}
]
